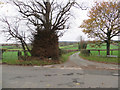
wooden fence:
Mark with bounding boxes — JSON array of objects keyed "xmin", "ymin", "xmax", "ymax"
[
  {"xmin": 87, "ymin": 49, "xmax": 120, "ymax": 56},
  {"xmin": 5, "ymin": 49, "xmax": 119, "ymax": 55},
  {"xmin": 65, "ymin": 49, "xmax": 79, "ymax": 53},
  {"xmin": 1, "ymin": 49, "xmax": 119, "ymax": 57}
]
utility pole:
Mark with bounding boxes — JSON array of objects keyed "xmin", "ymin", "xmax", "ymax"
[
  {"xmin": 80, "ymin": 36, "xmax": 83, "ymax": 49},
  {"xmin": 78, "ymin": 36, "xmax": 83, "ymax": 50},
  {"xmin": 0, "ymin": 48, "xmax": 1, "ymax": 60},
  {"xmin": 80, "ymin": 36, "xmax": 82, "ymax": 42}
]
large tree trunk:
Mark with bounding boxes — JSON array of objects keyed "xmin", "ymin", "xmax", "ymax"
[
  {"xmin": 31, "ymin": 30, "xmax": 59, "ymax": 60},
  {"xmin": 106, "ymin": 39, "xmax": 110, "ymax": 55}
]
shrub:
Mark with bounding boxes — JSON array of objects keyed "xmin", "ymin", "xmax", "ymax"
[
  {"xmin": 59, "ymin": 49, "xmax": 67, "ymax": 56},
  {"xmin": 1, "ymin": 48, "xmax": 7, "ymax": 53},
  {"xmin": 59, "ymin": 49, "xmax": 78, "ymax": 56},
  {"xmin": 81, "ymin": 49, "xmax": 90, "ymax": 56},
  {"xmin": 78, "ymin": 42, "xmax": 87, "ymax": 50}
]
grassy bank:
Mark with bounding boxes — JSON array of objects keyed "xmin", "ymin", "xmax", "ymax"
[
  {"xmin": 2, "ymin": 51, "xmax": 78, "ymax": 65},
  {"xmin": 79, "ymin": 53, "xmax": 119, "ymax": 64},
  {"xmin": 79, "ymin": 43, "xmax": 119, "ymax": 64},
  {"xmin": 60, "ymin": 51, "xmax": 79, "ymax": 63}
]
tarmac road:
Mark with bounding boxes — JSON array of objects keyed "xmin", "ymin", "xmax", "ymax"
[
  {"xmin": 68, "ymin": 52, "xmax": 119, "ymax": 70},
  {"xmin": 1, "ymin": 52, "xmax": 119, "ymax": 88}
]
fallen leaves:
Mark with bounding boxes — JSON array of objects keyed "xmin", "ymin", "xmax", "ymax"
[{"xmin": 75, "ymin": 83, "xmax": 80, "ymax": 85}]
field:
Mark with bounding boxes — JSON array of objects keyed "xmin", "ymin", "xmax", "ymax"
[
  {"xmin": 60, "ymin": 43, "xmax": 119, "ymax": 56},
  {"xmin": 80, "ymin": 43, "xmax": 119, "ymax": 64},
  {"xmin": 87, "ymin": 43, "xmax": 119, "ymax": 56},
  {"xmin": 1, "ymin": 44, "xmax": 78, "ymax": 65},
  {"xmin": 59, "ymin": 42, "xmax": 119, "ymax": 64},
  {"xmin": 60, "ymin": 44, "xmax": 78, "ymax": 50},
  {"xmin": 79, "ymin": 53, "xmax": 119, "ymax": 64},
  {"xmin": 1, "ymin": 42, "xmax": 119, "ymax": 65}
]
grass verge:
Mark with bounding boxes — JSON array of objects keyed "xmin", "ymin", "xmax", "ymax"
[
  {"xmin": 2, "ymin": 51, "xmax": 78, "ymax": 66},
  {"xmin": 79, "ymin": 53, "xmax": 119, "ymax": 64},
  {"xmin": 60, "ymin": 51, "xmax": 79, "ymax": 63}
]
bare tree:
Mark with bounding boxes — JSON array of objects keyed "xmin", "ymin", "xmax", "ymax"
[
  {"xmin": 12, "ymin": 0, "xmax": 86, "ymax": 60},
  {"xmin": 1, "ymin": 17, "xmax": 31, "ymax": 60}
]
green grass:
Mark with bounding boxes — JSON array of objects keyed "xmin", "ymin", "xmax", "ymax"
[
  {"xmin": 2, "ymin": 43, "xmax": 78, "ymax": 65},
  {"xmin": 11, "ymin": 60, "xmax": 56, "ymax": 66},
  {"xmin": 60, "ymin": 44, "xmax": 78, "ymax": 50},
  {"xmin": 3, "ymin": 52, "xmax": 18, "ymax": 64},
  {"xmin": 1, "ymin": 44, "xmax": 79, "ymax": 65},
  {"xmin": 79, "ymin": 43, "xmax": 119, "ymax": 64},
  {"xmin": 60, "ymin": 51, "xmax": 79, "ymax": 63},
  {"xmin": 87, "ymin": 43, "xmax": 119, "ymax": 56},
  {"xmin": 1, "ymin": 44, "xmax": 78, "ymax": 51},
  {"xmin": 79, "ymin": 53, "xmax": 119, "ymax": 64},
  {"xmin": 2, "ymin": 50, "xmax": 78, "ymax": 65},
  {"xmin": 87, "ymin": 43, "xmax": 118, "ymax": 49},
  {"xmin": 7, "ymin": 49, "xmax": 23, "ymax": 51},
  {"xmin": 89, "ymin": 50, "xmax": 119, "ymax": 56},
  {"xmin": 1, "ymin": 46, "xmax": 19, "ymax": 49},
  {"xmin": 2, "ymin": 43, "xmax": 119, "ymax": 65},
  {"xmin": 2, "ymin": 51, "xmax": 55, "ymax": 65},
  {"xmin": 2, "ymin": 51, "xmax": 32, "ymax": 63}
]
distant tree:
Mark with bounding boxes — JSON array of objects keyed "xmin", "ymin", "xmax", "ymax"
[
  {"xmin": 88, "ymin": 40, "xmax": 103, "ymax": 48},
  {"xmin": 78, "ymin": 36, "xmax": 87, "ymax": 50},
  {"xmin": 80, "ymin": 1, "xmax": 120, "ymax": 55},
  {"xmin": 13, "ymin": 0, "xmax": 86, "ymax": 60}
]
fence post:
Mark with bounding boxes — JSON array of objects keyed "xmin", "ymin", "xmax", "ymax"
[
  {"xmin": 0, "ymin": 49, "xmax": 2, "ymax": 60},
  {"xmin": 111, "ymin": 50, "xmax": 113, "ymax": 55},
  {"xmin": 18, "ymin": 50, "xmax": 22, "ymax": 60},
  {"xmin": 98, "ymin": 50, "xmax": 100, "ymax": 56}
]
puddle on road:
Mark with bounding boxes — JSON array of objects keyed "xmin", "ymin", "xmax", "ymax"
[
  {"xmin": 72, "ymin": 78, "xmax": 84, "ymax": 84},
  {"xmin": 76, "ymin": 73, "xmax": 84, "ymax": 75},
  {"xmin": 44, "ymin": 72, "xmax": 84, "ymax": 77},
  {"xmin": 10, "ymin": 75, "xmax": 36, "ymax": 80},
  {"xmin": 44, "ymin": 73, "xmax": 74, "ymax": 76},
  {"xmin": 44, "ymin": 74, "xmax": 57, "ymax": 76},
  {"xmin": 10, "ymin": 76, "xmax": 24, "ymax": 80},
  {"xmin": 57, "ymin": 79, "xmax": 84, "ymax": 87},
  {"xmin": 15, "ymin": 76, "xmax": 23, "ymax": 79},
  {"xmin": 40, "ymin": 80, "xmax": 44, "ymax": 82},
  {"xmin": 62, "ymin": 73, "xmax": 74, "ymax": 76}
]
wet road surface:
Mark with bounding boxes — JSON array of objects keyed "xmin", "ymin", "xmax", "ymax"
[{"xmin": 1, "ymin": 52, "xmax": 119, "ymax": 88}]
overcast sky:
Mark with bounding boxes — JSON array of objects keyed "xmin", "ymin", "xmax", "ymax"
[{"xmin": 0, "ymin": 0, "xmax": 118, "ymax": 44}]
